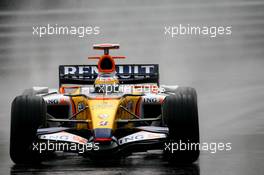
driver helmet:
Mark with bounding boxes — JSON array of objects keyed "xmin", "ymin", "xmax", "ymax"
[{"xmin": 94, "ymin": 74, "xmax": 119, "ymax": 93}]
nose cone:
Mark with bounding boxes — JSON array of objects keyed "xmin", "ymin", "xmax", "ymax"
[
  {"xmin": 91, "ymin": 128, "xmax": 119, "ymax": 154},
  {"xmin": 88, "ymin": 99, "xmax": 120, "ymax": 130},
  {"xmin": 93, "ymin": 128, "xmax": 112, "ymax": 142}
]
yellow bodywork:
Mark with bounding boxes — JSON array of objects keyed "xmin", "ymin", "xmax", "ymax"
[
  {"xmin": 68, "ymin": 87, "xmax": 141, "ymax": 131},
  {"xmin": 88, "ymin": 99, "xmax": 120, "ymax": 129}
]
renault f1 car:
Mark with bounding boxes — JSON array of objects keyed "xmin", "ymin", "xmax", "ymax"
[{"xmin": 10, "ymin": 44, "xmax": 199, "ymax": 164}]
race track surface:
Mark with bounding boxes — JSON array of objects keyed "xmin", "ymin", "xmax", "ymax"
[{"xmin": 0, "ymin": 0, "xmax": 264, "ymax": 174}]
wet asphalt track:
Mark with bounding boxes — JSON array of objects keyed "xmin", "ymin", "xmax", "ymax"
[{"xmin": 0, "ymin": 0, "xmax": 264, "ymax": 174}]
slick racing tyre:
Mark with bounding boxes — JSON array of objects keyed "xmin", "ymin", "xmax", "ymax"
[
  {"xmin": 10, "ymin": 95, "xmax": 46, "ymax": 164},
  {"xmin": 162, "ymin": 87, "xmax": 199, "ymax": 163}
]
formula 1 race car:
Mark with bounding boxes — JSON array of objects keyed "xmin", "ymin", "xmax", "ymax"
[{"xmin": 10, "ymin": 44, "xmax": 199, "ymax": 164}]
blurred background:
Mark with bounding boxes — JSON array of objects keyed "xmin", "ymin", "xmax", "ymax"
[{"xmin": 0, "ymin": 0, "xmax": 264, "ymax": 174}]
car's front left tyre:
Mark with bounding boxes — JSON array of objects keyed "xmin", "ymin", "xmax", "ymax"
[{"xmin": 162, "ymin": 87, "xmax": 199, "ymax": 163}]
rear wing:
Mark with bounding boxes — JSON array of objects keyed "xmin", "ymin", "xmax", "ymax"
[{"xmin": 59, "ymin": 64, "xmax": 159, "ymax": 86}]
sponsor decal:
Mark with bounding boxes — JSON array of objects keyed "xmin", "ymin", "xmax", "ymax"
[
  {"xmin": 90, "ymin": 103, "xmax": 113, "ymax": 110},
  {"xmin": 98, "ymin": 114, "xmax": 109, "ymax": 119},
  {"xmin": 47, "ymin": 99, "xmax": 59, "ymax": 104},
  {"xmin": 59, "ymin": 65, "xmax": 158, "ymax": 79},
  {"xmin": 39, "ymin": 131, "xmax": 88, "ymax": 144},
  {"xmin": 143, "ymin": 97, "xmax": 158, "ymax": 103},
  {"xmin": 77, "ymin": 102, "xmax": 85, "ymax": 112},
  {"xmin": 143, "ymin": 96, "xmax": 164, "ymax": 103},
  {"xmin": 99, "ymin": 121, "xmax": 108, "ymax": 126},
  {"xmin": 118, "ymin": 131, "xmax": 166, "ymax": 145}
]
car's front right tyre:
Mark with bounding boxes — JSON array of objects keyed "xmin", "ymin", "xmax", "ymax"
[{"xmin": 10, "ymin": 95, "xmax": 46, "ymax": 164}]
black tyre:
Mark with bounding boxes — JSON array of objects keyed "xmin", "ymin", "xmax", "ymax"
[
  {"xmin": 10, "ymin": 95, "xmax": 46, "ymax": 164},
  {"xmin": 162, "ymin": 87, "xmax": 199, "ymax": 163}
]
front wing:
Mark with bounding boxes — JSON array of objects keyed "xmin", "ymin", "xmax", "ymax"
[{"xmin": 35, "ymin": 126, "xmax": 168, "ymax": 155}]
